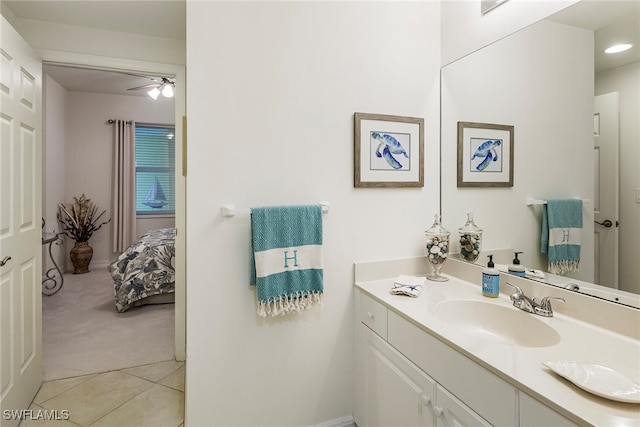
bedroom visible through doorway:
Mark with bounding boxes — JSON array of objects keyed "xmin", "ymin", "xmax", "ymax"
[{"xmin": 42, "ymin": 63, "xmax": 180, "ymax": 380}]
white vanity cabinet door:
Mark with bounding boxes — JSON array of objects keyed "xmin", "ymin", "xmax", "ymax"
[
  {"xmin": 519, "ymin": 392, "xmax": 580, "ymax": 427},
  {"xmin": 435, "ymin": 385, "xmax": 491, "ymax": 427},
  {"xmin": 387, "ymin": 310, "xmax": 517, "ymax": 426},
  {"xmin": 361, "ymin": 325, "xmax": 437, "ymax": 427}
]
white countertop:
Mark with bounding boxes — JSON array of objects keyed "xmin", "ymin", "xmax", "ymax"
[{"xmin": 355, "ymin": 274, "xmax": 640, "ymax": 427}]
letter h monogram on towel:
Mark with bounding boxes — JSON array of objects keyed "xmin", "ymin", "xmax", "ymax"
[{"xmin": 250, "ymin": 205, "xmax": 324, "ymax": 317}]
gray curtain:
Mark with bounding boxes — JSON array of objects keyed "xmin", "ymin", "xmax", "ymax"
[{"xmin": 112, "ymin": 119, "xmax": 137, "ymax": 252}]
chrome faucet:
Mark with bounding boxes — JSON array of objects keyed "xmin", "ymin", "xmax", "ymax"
[
  {"xmin": 505, "ymin": 282, "xmax": 537, "ymax": 313},
  {"xmin": 535, "ymin": 296, "xmax": 565, "ymax": 317},
  {"xmin": 504, "ymin": 282, "xmax": 565, "ymax": 317}
]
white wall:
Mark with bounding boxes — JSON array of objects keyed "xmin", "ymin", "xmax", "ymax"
[
  {"xmin": 596, "ymin": 62, "xmax": 640, "ymax": 294},
  {"xmin": 42, "ymin": 75, "xmax": 67, "ymax": 273},
  {"xmin": 441, "ymin": 0, "xmax": 579, "ymax": 66},
  {"xmin": 136, "ymin": 216, "xmax": 175, "ymax": 237},
  {"xmin": 185, "ymin": 2, "xmax": 440, "ymax": 425},
  {"xmin": 61, "ymin": 90, "xmax": 175, "ymax": 270},
  {"xmin": 8, "ymin": 18, "xmax": 184, "ymax": 66},
  {"xmin": 441, "ymin": 20, "xmax": 594, "ymax": 281}
]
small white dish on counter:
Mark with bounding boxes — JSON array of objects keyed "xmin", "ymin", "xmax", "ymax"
[{"xmin": 543, "ymin": 360, "xmax": 640, "ymax": 404}]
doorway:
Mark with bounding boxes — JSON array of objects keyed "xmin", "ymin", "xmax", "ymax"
[
  {"xmin": 43, "ymin": 57, "xmax": 186, "ymax": 380},
  {"xmin": 0, "ymin": 5, "xmax": 186, "ymax": 419},
  {"xmin": 593, "ymin": 92, "xmax": 620, "ymax": 289}
]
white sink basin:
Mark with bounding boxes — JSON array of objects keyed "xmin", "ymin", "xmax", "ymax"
[{"xmin": 433, "ymin": 299, "xmax": 561, "ymax": 348}]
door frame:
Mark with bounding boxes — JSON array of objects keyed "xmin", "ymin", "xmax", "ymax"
[
  {"xmin": 593, "ymin": 92, "xmax": 619, "ymax": 289},
  {"xmin": 38, "ymin": 50, "xmax": 187, "ymax": 361}
]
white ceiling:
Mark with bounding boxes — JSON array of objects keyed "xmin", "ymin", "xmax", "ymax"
[
  {"xmin": 548, "ymin": 0, "xmax": 640, "ymax": 73},
  {"xmin": 2, "ymin": 0, "xmax": 637, "ymax": 95},
  {"xmin": 42, "ymin": 65, "xmax": 166, "ymax": 97},
  {"xmin": 2, "ymin": 0, "xmax": 185, "ymax": 40},
  {"xmin": 1, "ymin": 0, "xmax": 185, "ymax": 96}
]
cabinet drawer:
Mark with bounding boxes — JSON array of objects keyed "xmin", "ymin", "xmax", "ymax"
[
  {"xmin": 388, "ymin": 310, "xmax": 517, "ymax": 427},
  {"xmin": 361, "ymin": 292, "xmax": 387, "ymax": 339}
]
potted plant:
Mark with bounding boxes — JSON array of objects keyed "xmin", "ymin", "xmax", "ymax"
[{"xmin": 58, "ymin": 194, "xmax": 111, "ymax": 274}]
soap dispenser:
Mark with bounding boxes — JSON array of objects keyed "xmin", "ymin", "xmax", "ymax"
[
  {"xmin": 482, "ymin": 255, "xmax": 500, "ymax": 298},
  {"xmin": 508, "ymin": 252, "xmax": 526, "ymax": 277}
]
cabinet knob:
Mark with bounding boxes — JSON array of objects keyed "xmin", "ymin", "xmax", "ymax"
[
  {"xmin": 367, "ymin": 311, "xmax": 374, "ymax": 320},
  {"xmin": 434, "ymin": 406, "xmax": 444, "ymax": 417},
  {"xmin": 420, "ymin": 395, "xmax": 431, "ymax": 406}
]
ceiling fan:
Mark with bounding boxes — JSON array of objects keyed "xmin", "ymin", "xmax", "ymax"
[{"xmin": 127, "ymin": 76, "xmax": 175, "ymax": 99}]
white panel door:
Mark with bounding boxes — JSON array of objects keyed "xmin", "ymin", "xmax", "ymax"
[
  {"xmin": 593, "ymin": 92, "xmax": 619, "ymax": 289},
  {"xmin": 0, "ymin": 16, "xmax": 43, "ymax": 427}
]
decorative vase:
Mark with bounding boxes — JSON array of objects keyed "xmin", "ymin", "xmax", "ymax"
[
  {"xmin": 458, "ymin": 212, "xmax": 483, "ymax": 263},
  {"xmin": 425, "ymin": 214, "xmax": 450, "ymax": 282},
  {"xmin": 70, "ymin": 241, "xmax": 93, "ymax": 274}
]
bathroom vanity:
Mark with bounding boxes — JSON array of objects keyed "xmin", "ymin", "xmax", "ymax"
[{"xmin": 353, "ymin": 257, "xmax": 640, "ymax": 427}]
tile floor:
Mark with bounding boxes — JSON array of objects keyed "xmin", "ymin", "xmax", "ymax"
[{"xmin": 19, "ymin": 360, "xmax": 184, "ymax": 427}]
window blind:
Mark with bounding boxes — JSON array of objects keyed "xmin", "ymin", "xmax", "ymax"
[{"xmin": 135, "ymin": 124, "xmax": 175, "ymax": 215}]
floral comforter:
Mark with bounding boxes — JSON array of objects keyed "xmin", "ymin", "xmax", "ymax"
[{"xmin": 108, "ymin": 228, "xmax": 175, "ymax": 312}]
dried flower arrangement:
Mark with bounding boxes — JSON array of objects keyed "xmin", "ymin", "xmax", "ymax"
[{"xmin": 58, "ymin": 194, "xmax": 111, "ymax": 243}]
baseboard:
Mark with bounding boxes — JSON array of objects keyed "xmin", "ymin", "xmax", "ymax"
[
  {"xmin": 308, "ymin": 416, "xmax": 355, "ymax": 427},
  {"xmin": 90, "ymin": 260, "xmax": 111, "ymax": 270}
]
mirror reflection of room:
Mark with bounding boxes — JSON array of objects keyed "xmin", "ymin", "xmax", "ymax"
[{"xmin": 441, "ymin": 1, "xmax": 639, "ymax": 306}]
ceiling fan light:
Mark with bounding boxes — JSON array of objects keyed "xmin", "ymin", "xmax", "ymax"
[
  {"xmin": 148, "ymin": 87, "xmax": 161, "ymax": 100},
  {"xmin": 162, "ymin": 84, "xmax": 174, "ymax": 98}
]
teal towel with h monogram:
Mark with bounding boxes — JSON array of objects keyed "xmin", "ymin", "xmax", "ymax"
[
  {"xmin": 250, "ymin": 205, "xmax": 323, "ymax": 317},
  {"xmin": 541, "ymin": 199, "xmax": 583, "ymax": 274}
]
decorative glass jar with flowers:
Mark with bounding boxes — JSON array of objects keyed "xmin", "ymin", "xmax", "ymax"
[{"xmin": 57, "ymin": 194, "xmax": 110, "ymax": 274}]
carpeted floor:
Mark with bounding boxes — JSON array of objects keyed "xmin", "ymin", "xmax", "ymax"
[{"xmin": 43, "ymin": 268, "xmax": 175, "ymax": 381}]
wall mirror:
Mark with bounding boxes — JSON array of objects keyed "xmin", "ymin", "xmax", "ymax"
[{"xmin": 441, "ymin": 0, "xmax": 639, "ymax": 308}]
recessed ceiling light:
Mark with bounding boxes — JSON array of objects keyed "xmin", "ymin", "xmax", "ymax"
[{"xmin": 604, "ymin": 43, "xmax": 633, "ymax": 54}]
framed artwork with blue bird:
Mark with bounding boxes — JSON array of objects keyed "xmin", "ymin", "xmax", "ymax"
[
  {"xmin": 457, "ymin": 121, "xmax": 514, "ymax": 187},
  {"xmin": 354, "ymin": 112, "xmax": 424, "ymax": 188}
]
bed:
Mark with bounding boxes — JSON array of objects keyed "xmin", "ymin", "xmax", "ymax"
[{"xmin": 108, "ymin": 228, "xmax": 176, "ymax": 312}]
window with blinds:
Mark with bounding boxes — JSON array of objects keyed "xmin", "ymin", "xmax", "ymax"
[{"xmin": 135, "ymin": 124, "xmax": 175, "ymax": 215}]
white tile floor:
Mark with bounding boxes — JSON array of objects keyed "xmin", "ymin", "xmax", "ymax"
[{"xmin": 19, "ymin": 360, "xmax": 184, "ymax": 427}]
